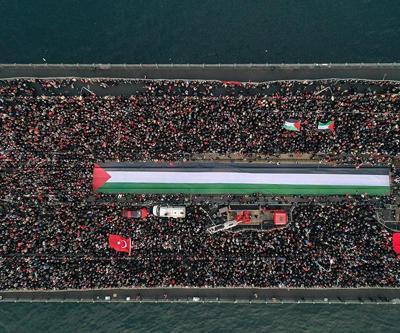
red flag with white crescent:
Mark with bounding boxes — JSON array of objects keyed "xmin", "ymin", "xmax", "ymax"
[
  {"xmin": 108, "ymin": 234, "xmax": 131, "ymax": 254},
  {"xmin": 393, "ymin": 233, "xmax": 400, "ymax": 255}
]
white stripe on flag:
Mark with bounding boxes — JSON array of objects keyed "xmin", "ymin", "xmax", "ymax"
[{"xmin": 106, "ymin": 171, "xmax": 389, "ymax": 187}]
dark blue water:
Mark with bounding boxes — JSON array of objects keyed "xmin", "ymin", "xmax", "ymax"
[
  {"xmin": 0, "ymin": 0, "xmax": 400, "ymax": 64},
  {"xmin": 0, "ymin": 303, "xmax": 399, "ymax": 333}
]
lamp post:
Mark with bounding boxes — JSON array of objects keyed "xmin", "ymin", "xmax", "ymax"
[{"xmin": 315, "ymin": 86, "xmax": 335, "ymax": 101}]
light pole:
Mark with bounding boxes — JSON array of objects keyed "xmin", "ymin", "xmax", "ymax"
[{"xmin": 315, "ymin": 86, "xmax": 335, "ymax": 101}]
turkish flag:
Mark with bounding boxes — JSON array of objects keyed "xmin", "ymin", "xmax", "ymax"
[
  {"xmin": 108, "ymin": 234, "xmax": 131, "ymax": 254},
  {"xmin": 393, "ymin": 233, "xmax": 400, "ymax": 255}
]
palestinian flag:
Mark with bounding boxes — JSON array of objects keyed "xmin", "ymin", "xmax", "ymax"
[
  {"xmin": 108, "ymin": 234, "xmax": 131, "ymax": 254},
  {"xmin": 283, "ymin": 119, "xmax": 301, "ymax": 131},
  {"xmin": 93, "ymin": 163, "xmax": 390, "ymax": 196},
  {"xmin": 318, "ymin": 120, "xmax": 335, "ymax": 132}
]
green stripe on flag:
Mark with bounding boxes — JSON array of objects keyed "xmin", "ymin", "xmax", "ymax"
[
  {"xmin": 318, "ymin": 120, "xmax": 334, "ymax": 131},
  {"xmin": 98, "ymin": 182, "xmax": 390, "ymax": 195}
]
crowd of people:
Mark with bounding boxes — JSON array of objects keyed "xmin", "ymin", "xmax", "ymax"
[
  {"xmin": 0, "ymin": 202, "xmax": 399, "ymax": 289},
  {"xmin": 2, "ymin": 78, "xmax": 399, "ymax": 162},
  {"xmin": 0, "ymin": 78, "xmax": 399, "ymax": 290}
]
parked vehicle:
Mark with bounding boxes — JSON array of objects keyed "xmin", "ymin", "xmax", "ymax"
[
  {"xmin": 121, "ymin": 207, "xmax": 149, "ymax": 219},
  {"xmin": 152, "ymin": 206, "xmax": 186, "ymax": 219}
]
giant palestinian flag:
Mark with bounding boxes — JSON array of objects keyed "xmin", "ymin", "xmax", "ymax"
[{"xmin": 93, "ymin": 163, "xmax": 390, "ymax": 196}]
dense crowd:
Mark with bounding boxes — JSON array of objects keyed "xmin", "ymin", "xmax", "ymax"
[
  {"xmin": 1, "ymin": 78, "xmax": 399, "ymax": 289},
  {"xmin": 0, "ymin": 202, "xmax": 399, "ymax": 289},
  {"xmin": 1, "ymin": 78, "xmax": 399, "ymax": 162}
]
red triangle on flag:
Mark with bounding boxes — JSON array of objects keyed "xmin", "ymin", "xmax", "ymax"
[
  {"xmin": 92, "ymin": 163, "xmax": 111, "ymax": 192},
  {"xmin": 294, "ymin": 121, "xmax": 301, "ymax": 131},
  {"xmin": 329, "ymin": 121, "xmax": 335, "ymax": 132}
]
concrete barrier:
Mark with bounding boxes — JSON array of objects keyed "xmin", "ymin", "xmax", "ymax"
[
  {"xmin": 0, "ymin": 287, "xmax": 399, "ymax": 304},
  {"xmin": 1, "ymin": 63, "xmax": 400, "ymax": 81}
]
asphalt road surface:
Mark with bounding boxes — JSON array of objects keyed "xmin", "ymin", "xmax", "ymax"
[{"xmin": 1, "ymin": 63, "xmax": 400, "ymax": 81}]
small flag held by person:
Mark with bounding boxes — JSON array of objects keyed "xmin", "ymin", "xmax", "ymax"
[
  {"xmin": 283, "ymin": 119, "xmax": 301, "ymax": 131},
  {"xmin": 222, "ymin": 81, "xmax": 242, "ymax": 86},
  {"xmin": 318, "ymin": 120, "xmax": 335, "ymax": 132},
  {"xmin": 108, "ymin": 234, "xmax": 131, "ymax": 254}
]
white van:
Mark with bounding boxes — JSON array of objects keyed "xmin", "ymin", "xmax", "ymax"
[{"xmin": 152, "ymin": 206, "xmax": 186, "ymax": 219}]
